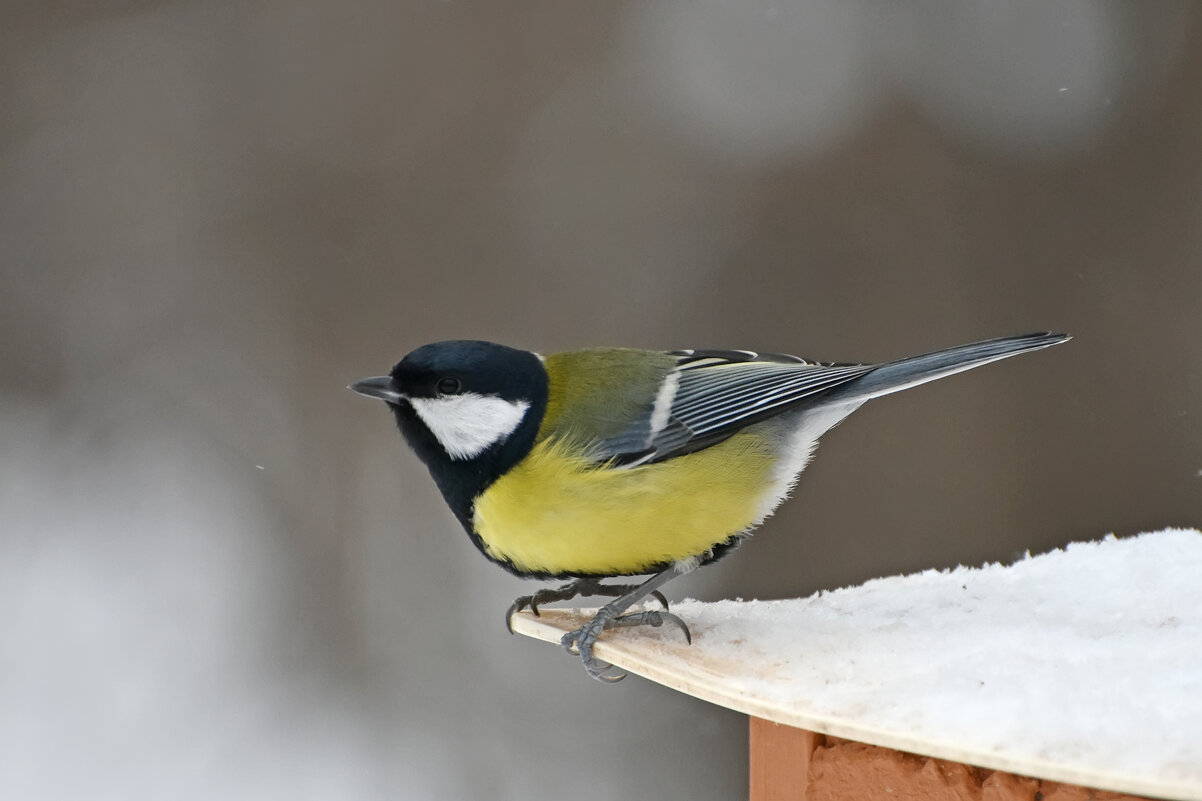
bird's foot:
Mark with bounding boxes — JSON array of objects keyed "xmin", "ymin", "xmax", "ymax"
[
  {"xmin": 560, "ymin": 608, "xmax": 692, "ymax": 682},
  {"xmin": 505, "ymin": 578, "xmax": 669, "ymax": 633}
]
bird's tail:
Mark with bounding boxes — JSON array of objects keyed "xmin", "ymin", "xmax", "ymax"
[{"xmin": 821, "ymin": 332, "xmax": 1070, "ymax": 405}]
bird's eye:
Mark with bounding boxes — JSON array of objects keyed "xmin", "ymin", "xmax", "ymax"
[{"xmin": 436, "ymin": 376, "xmax": 462, "ymax": 395}]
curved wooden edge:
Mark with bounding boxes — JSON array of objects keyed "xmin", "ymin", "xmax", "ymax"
[{"xmin": 509, "ymin": 609, "xmax": 1200, "ymax": 801}]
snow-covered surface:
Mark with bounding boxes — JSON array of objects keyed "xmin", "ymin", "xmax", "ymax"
[{"xmin": 512, "ymin": 529, "xmax": 1202, "ymax": 800}]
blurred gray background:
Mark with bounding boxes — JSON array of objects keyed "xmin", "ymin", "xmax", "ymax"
[{"xmin": 3, "ymin": 2, "xmax": 1201, "ymax": 799}]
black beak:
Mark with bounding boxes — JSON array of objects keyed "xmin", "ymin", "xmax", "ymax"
[{"xmin": 349, "ymin": 376, "xmax": 406, "ymax": 404}]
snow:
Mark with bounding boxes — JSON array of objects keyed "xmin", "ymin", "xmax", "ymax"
[{"xmin": 656, "ymin": 529, "xmax": 1202, "ymax": 793}]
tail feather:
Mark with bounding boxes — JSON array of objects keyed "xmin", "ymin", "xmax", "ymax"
[{"xmin": 821, "ymin": 332, "xmax": 1070, "ymax": 405}]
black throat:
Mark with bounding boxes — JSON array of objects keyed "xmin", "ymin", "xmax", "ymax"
[{"xmin": 390, "ymin": 376, "xmax": 548, "ymax": 546}]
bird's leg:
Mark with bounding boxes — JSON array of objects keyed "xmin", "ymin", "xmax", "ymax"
[
  {"xmin": 505, "ymin": 577, "xmax": 670, "ymax": 633},
  {"xmin": 560, "ymin": 567, "xmax": 691, "ymax": 682}
]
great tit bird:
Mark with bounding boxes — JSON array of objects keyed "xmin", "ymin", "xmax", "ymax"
[{"xmin": 351, "ymin": 332, "xmax": 1068, "ymax": 681}]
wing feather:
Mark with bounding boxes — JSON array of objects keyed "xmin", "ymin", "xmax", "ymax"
[
  {"xmin": 589, "ymin": 333, "xmax": 1068, "ymax": 466},
  {"xmin": 596, "ymin": 351, "xmax": 875, "ymax": 466}
]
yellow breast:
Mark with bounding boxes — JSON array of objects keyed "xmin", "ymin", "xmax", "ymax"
[{"xmin": 472, "ymin": 429, "xmax": 780, "ymax": 576}]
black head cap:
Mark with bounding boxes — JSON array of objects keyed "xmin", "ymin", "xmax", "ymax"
[{"xmin": 390, "ymin": 340, "xmax": 546, "ymax": 403}]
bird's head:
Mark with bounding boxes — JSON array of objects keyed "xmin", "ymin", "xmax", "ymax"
[{"xmin": 350, "ymin": 340, "xmax": 548, "ymax": 528}]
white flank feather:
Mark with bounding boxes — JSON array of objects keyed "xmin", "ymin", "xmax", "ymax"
[{"xmin": 752, "ymin": 401, "xmax": 866, "ymax": 523}]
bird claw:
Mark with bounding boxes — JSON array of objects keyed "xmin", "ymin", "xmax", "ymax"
[
  {"xmin": 505, "ymin": 579, "xmax": 671, "ymax": 634},
  {"xmin": 505, "ymin": 596, "xmax": 537, "ymax": 633},
  {"xmin": 508, "ymin": 567, "xmax": 687, "ymax": 681},
  {"xmin": 505, "ymin": 579, "xmax": 587, "ymax": 633},
  {"xmin": 647, "ymin": 610, "xmax": 692, "ymax": 644},
  {"xmin": 561, "ymin": 608, "xmax": 692, "ymax": 682},
  {"xmin": 561, "ymin": 627, "xmax": 626, "ymax": 681}
]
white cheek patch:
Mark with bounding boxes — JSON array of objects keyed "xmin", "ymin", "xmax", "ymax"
[{"xmin": 409, "ymin": 393, "xmax": 531, "ymax": 461}]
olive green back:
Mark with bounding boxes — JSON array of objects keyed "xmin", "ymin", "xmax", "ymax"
[{"xmin": 538, "ymin": 348, "xmax": 678, "ymax": 444}]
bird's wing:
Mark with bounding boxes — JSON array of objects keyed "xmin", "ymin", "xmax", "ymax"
[{"xmin": 593, "ymin": 349, "xmax": 876, "ymax": 467}]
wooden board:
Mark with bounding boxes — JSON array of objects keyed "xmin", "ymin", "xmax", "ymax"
[
  {"xmin": 510, "ymin": 604, "xmax": 1202, "ymax": 801},
  {"xmin": 749, "ymin": 717, "xmax": 820, "ymax": 801}
]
